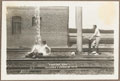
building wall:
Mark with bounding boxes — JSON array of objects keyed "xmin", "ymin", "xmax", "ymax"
[
  {"xmin": 7, "ymin": 7, "xmax": 69, "ymax": 48},
  {"xmin": 40, "ymin": 7, "xmax": 69, "ymax": 47}
]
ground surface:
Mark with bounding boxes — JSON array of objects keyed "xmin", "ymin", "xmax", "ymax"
[
  {"xmin": 7, "ymin": 51, "xmax": 114, "ymax": 74},
  {"xmin": 7, "ymin": 51, "xmax": 113, "ymax": 60}
]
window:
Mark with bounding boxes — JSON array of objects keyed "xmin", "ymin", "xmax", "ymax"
[
  {"xmin": 12, "ymin": 16, "xmax": 21, "ymax": 34},
  {"xmin": 32, "ymin": 16, "xmax": 36, "ymax": 26},
  {"xmin": 32, "ymin": 16, "xmax": 42, "ymax": 26}
]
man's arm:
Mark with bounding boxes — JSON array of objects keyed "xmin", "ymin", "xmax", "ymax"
[
  {"xmin": 89, "ymin": 29, "xmax": 98, "ymax": 40},
  {"xmin": 30, "ymin": 45, "xmax": 36, "ymax": 53},
  {"xmin": 45, "ymin": 46, "xmax": 51, "ymax": 54}
]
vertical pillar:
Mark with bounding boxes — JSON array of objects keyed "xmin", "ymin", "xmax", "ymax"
[
  {"xmin": 35, "ymin": 7, "xmax": 41, "ymax": 42},
  {"xmin": 76, "ymin": 7, "xmax": 82, "ymax": 53},
  {"xmin": 68, "ymin": 6, "xmax": 76, "ymax": 47},
  {"xmin": 69, "ymin": 6, "xmax": 76, "ymax": 30}
]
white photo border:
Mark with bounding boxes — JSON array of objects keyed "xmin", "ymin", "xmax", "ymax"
[{"xmin": 1, "ymin": 1, "xmax": 119, "ymax": 80}]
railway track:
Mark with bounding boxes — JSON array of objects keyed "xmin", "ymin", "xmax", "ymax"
[{"xmin": 7, "ymin": 55, "xmax": 114, "ymax": 74}]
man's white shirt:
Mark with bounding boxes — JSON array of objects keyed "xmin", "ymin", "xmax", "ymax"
[{"xmin": 31, "ymin": 44, "xmax": 51, "ymax": 56}]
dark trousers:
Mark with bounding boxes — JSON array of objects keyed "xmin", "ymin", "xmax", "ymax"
[
  {"xmin": 25, "ymin": 52, "xmax": 43, "ymax": 58},
  {"xmin": 88, "ymin": 40, "xmax": 99, "ymax": 53}
]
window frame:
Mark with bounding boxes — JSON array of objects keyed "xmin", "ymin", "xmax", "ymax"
[{"xmin": 12, "ymin": 16, "xmax": 22, "ymax": 35}]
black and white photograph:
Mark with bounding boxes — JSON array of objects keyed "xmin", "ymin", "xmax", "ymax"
[{"xmin": 1, "ymin": 1, "xmax": 119, "ymax": 80}]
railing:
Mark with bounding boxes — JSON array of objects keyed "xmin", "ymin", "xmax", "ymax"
[{"xmin": 68, "ymin": 29, "xmax": 114, "ymax": 52}]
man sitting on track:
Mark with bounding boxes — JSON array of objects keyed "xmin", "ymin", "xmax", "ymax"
[{"xmin": 25, "ymin": 40, "xmax": 51, "ymax": 58}]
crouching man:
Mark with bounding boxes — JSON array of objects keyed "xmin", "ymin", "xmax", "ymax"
[{"xmin": 25, "ymin": 40, "xmax": 51, "ymax": 58}]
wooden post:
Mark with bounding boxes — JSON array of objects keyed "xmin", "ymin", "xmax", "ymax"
[
  {"xmin": 69, "ymin": 6, "xmax": 76, "ymax": 29},
  {"xmin": 76, "ymin": 7, "xmax": 82, "ymax": 53},
  {"xmin": 89, "ymin": 39, "xmax": 91, "ymax": 54}
]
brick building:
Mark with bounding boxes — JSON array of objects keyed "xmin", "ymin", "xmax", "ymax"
[{"xmin": 7, "ymin": 6, "xmax": 69, "ymax": 48}]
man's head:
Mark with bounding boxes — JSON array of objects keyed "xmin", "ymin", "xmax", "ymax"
[
  {"xmin": 35, "ymin": 41, "xmax": 41, "ymax": 45},
  {"xmin": 42, "ymin": 41, "xmax": 46, "ymax": 45},
  {"xmin": 35, "ymin": 39, "xmax": 47, "ymax": 45},
  {"xmin": 93, "ymin": 25, "xmax": 97, "ymax": 30}
]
